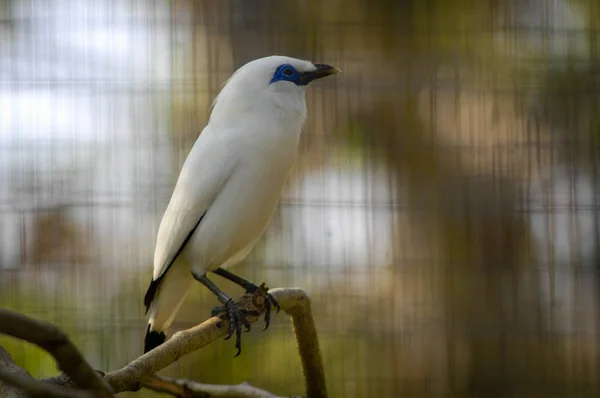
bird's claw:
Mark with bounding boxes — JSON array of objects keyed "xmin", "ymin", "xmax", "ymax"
[
  {"xmin": 211, "ymin": 284, "xmax": 280, "ymax": 355},
  {"xmin": 261, "ymin": 293, "xmax": 280, "ymax": 331},
  {"xmin": 244, "ymin": 284, "xmax": 280, "ymax": 331},
  {"xmin": 212, "ymin": 299, "xmax": 251, "ymax": 357}
]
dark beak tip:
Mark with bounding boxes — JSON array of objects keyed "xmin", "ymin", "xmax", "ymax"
[
  {"xmin": 315, "ymin": 64, "xmax": 342, "ymax": 74},
  {"xmin": 298, "ymin": 63, "xmax": 341, "ymax": 85}
]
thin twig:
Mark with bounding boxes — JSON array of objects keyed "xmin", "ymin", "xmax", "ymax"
[
  {"xmin": 143, "ymin": 375, "xmax": 289, "ymax": 398},
  {"xmin": 0, "ymin": 309, "xmax": 113, "ymax": 397}
]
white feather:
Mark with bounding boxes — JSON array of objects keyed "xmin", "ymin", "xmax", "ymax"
[{"xmin": 152, "ymin": 126, "xmax": 238, "ymax": 280}]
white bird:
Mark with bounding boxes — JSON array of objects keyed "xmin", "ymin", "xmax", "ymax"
[{"xmin": 143, "ymin": 56, "xmax": 340, "ymax": 355}]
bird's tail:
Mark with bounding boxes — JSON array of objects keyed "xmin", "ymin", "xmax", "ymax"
[
  {"xmin": 144, "ymin": 261, "xmax": 193, "ymax": 354},
  {"xmin": 144, "ymin": 325, "xmax": 166, "ymax": 353}
]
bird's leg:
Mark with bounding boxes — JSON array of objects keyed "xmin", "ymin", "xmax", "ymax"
[
  {"xmin": 212, "ymin": 267, "xmax": 280, "ymax": 331},
  {"xmin": 191, "ymin": 272, "xmax": 250, "ymax": 357}
]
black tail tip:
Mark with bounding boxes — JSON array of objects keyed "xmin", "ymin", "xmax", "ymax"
[{"xmin": 144, "ymin": 325, "xmax": 166, "ymax": 354}]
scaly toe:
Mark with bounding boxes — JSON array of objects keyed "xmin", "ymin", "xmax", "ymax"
[
  {"xmin": 262, "ymin": 298, "xmax": 272, "ymax": 331},
  {"xmin": 267, "ymin": 293, "xmax": 281, "ymax": 314}
]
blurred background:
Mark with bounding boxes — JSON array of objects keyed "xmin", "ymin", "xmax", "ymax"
[{"xmin": 1, "ymin": 0, "xmax": 600, "ymax": 396}]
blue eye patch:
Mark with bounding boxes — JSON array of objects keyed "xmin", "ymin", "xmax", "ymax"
[{"xmin": 270, "ymin": 64, "xmax": 300, "ymax": 85}]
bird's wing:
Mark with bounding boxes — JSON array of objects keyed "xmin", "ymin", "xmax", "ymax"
[{"xmin": 152, "ymin": 129, "xmax": 237, "ymax": 281}]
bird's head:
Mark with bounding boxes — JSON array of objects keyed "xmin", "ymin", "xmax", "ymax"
[{"xmin": 209, "ymin": 56, "xmax": 340, "ymax": 124}]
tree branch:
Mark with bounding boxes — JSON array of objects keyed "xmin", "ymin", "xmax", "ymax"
[
  {"xmin": 0, "ymin": 346, "xmax": 34, "ymax": 398},
  {"xmin": 0, "ymin": 310, "xmax": 113, "ymax": 397},
  {"xmin": 143, "ymin": 375, "xmax": 292, "ymax": 397},
  {"xmin": 0, "ymin": 346, "xmax": 91, "ymax": 398},
  {"xmin": 269, "ymin": 288, "xmax": 328, "ymax": 398},
  {"xmin": 0, "ymin": 287, "xmax": 327, "ymax": 398},
  {"xmin": 103, "ymin": 285, "xmax": 271, "ymax": 393}
]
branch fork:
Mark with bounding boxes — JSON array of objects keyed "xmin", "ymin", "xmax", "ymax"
[{"xmin": 0, "ymin": 287, "xmax": 327, "ymax": 398}]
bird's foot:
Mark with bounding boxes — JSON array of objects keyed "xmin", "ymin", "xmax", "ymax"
[
  {"xmin": 211, "ymin": 299, "xmax": 252, "ymax": 357},
  {"xmin": 244, "ymin": 283, "xmax": 280, "ymax": 331}
]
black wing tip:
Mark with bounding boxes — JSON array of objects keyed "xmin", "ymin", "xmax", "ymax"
[
  {"xmin": 144, "ymin": 212, "xmax": 205, "ymax": 312},
  {"xmin": 144, "ymin": 276, "xmax": 163, "ymax": 313},
  {"xmin": 144, "ymin": 325, "xmax": 166, "ymax": 354}
]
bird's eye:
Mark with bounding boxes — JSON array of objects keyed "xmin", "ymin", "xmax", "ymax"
[{"xmin": 282, "ymin": 67, "xmax": 294, "ymax": 77}]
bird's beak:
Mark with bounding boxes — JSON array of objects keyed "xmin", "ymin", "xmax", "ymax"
[{"xmin": 297, "ymin": 64, "xmax": 341, "ymax": 86}]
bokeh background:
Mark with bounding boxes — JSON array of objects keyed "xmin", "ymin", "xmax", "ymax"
[{"xmin": 1, "ymin": 0, "xmax": 600, "ymax": 396}]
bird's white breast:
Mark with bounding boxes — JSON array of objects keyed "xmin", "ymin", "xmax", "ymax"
[{"xmin": 184, "ymin": 103, "xmax": 306, "ymax": 274}]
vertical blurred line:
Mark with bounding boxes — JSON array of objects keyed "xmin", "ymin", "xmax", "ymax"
[
  {"xmin": 170, "ymin": 0, "xmax": 190, "ymax": 167},
  {"xmin": 82, "ymin": 0, "xmax": 93, "ymax": 244},
  {"xmin": 425, "ymin": 1, "xmax": 459, "ymax": 391},
  {"xmin": 139, "ymin": 0, "xmax": 149, "ymax": 267},
  {"xmin": 18, "ymin": 0, "xmax": 30, "ymax": 267},
  {"xmin": 201, "ymin": 1, "xmax": 223, "ymax": 121},
  {"xmin": 229, "ymin": 0, "xmax": 265, "ymax": 68},
  {"xmin": 168, "ymin": 0, "xmax": 179, "ymax": 165},
  {"xmin": 131, "ymin": 0, "xmax": 141, "ymax": 269},
  {"xmin": 1, "ymin": 0, "xmax": 13, "ymax": 160},
  {"xmin": 541, "ymin": 0, "xmax": 550, "ymax": 66},
  {"xmin": 42, "ymin": 0, "xmax": 51, "ymax": 218},
  {"xmin": 90, "ymin": 0, "xmax": 100, "ymax": 247},
  {"xmin": 0, "ymin": 1, "xmax": 7, "ymax": 263},
  {"xmin": 543, "ymin": 0, "xmax": 561, "ymax": 377},
  {"xmin": 148, "ymin": 0, "xmax": 156, "ymax": 223},
  {"xmin": 592, "ymin": 0, "xmax": 599, "ymax": 65},
  {"xmin": 149, "ymin": 0, "xmax": 164, "ymax": 235},
  {"xmin": 265, "ymin": 0, "xmax": 275, "ymax": 60},
  {"xmin": 570, "ymin": 163, "xmax": 582, "ymax": 351},
  {"xmin": 121, "ymin": 0, "xmax": 142, "ymax": 369},
  {"xmin": 543, "ymin": 0, "xmax": 557, "ymax": 349},
  {"xmin": 301, "ymin": 0, "xmax": 314, "ymax": 204},
  {"xmin": 192, "ymin": 0, "xmax": 203, "ymax": 142},
  {"xmin": 311, "ymin": 2, "xmax": 324, "ymax": 283},
  {"xmin": 495, "ymin": 1, "xmax": 507, "ymax": 385},
  {"xmin": 9, "ymin": 0, "xmax": 22, "ymax": 269},
  {"xmin": 307, "ymin": 0, "xmax": 318, "ymax": 62},
  {"xmin": 588, "ymin": 0, "xmax": 600, "ymax": 387},
  {"xmin": 106, "ymin": 0, "xmax": 115, "ymax": 266},
  {"xmin": 204, "ymin": 0, "xmax": 225, "ymax": 101},
  {"xmin": 567, "ymin": 0, "xmax": 584, "ymax": 348}
]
